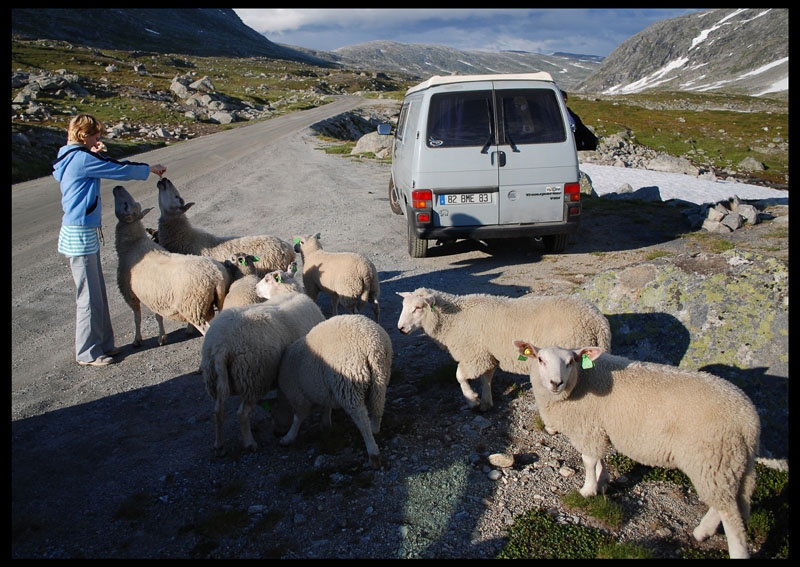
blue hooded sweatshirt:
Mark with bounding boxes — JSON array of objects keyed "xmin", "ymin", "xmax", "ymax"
[{"xmin": 52, "ymin": 144, "xmax": 151, "ymax": 227}]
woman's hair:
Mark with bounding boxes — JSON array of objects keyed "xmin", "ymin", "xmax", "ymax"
[{"xmin": 67, "ymin": 113, "xmax": 104, "ymax": 145}]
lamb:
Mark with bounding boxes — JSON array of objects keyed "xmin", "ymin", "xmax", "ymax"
[
  {"xmin": 156, "ymin": 177, "xmax": 295, "ymax": 277},
  {"xmin": 271, "ymin": 314, "xmax": 393, "ymax": 469},
  {"xmin": 293, "ymin": 233, "xmax": 380, "ymax": 322},
  {"xmin": 221, "ymin": 252, "xmax": 266, "ymax": 309},
  {"xmin": 112, "ymin": 185, "xmax": 231, "ymax": 347},
  {"xmin": 396, "ymin": 288, "xmax": 611, "ymax": 412},
  {"xmin": 200, "ymin": 291, "xmax": 325, "ymax": 456},
  {"xmin": 512, "ymin": 342, "xmax": 760, "ymax": 560},
  {"xmin": 254, "ymin": 263, "xmax": 305, "ymax": 300}
]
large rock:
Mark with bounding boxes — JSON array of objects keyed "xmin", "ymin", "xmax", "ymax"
[{"xmin": 575, "ymin": 249, "xmax": 788, "ymax": 459}]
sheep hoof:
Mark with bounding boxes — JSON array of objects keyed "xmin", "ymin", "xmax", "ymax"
[
  {"xmin": 579, "ymin": 487, "xmax": 596, "ymax": 499},
  {"xmin": 545, "ymin": 426, "xmax": 558, "ymax": 435},
  {"xmin": 368, "ymin": 454, "xmax": 381, "ymax": 469}
]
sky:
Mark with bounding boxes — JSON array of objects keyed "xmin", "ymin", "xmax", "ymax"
[
  {"xmin": 578, "ymin": 164, "xmax": 787, "ymax": 206},
  {"xmin": 233, "ymin": 9, "xmax": 703, "ymax": 58}
]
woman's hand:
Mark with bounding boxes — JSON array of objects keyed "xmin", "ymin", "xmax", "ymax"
[{"xmin": 150, "ymin": 164, "xmax": 167, "ymax": 177}]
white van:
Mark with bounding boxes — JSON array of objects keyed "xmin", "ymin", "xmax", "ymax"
[{"xmin": 379, "ymin": 72, "xmax": 581, "ymax": 258}]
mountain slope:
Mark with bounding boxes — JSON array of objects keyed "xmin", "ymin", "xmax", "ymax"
[
  {"xmin": 10, "ymin": 8, "xmax": 332, "ymax": 65},
  {"xmin": 576, "ymin": 8, "xmax": 788, "ymax": 98}
]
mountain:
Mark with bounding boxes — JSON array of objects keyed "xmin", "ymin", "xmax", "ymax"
[
  {"xmin": 285, "ymin": 40, "xmax": 604, "ymax": 91},
  {"xmin": 10, "ymin": 8, "xmax": 333, "ymax": 66},
  {"xmin": 575, "ymin": 8, "xmax": 788, "ymax": 98}
]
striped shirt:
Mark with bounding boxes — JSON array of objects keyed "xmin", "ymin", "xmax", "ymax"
[{"xmin": 58, "ymin": 225, "xmax": 101, "ymax": 256}]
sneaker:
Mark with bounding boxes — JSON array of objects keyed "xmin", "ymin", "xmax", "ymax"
[
  {"xmin": 78, "ymin": 355, "xmax": 115, "ymax": 367},
  {"xmin": 105, "ymin": 346, "xmax": 122, "ymax": 356}
]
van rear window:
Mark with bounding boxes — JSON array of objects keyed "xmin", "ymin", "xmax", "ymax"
[
  {"xmin": 425, "ymin": 88, "xmax": 566, "ymax": 149},
  {"xmin": 426, "ymin": 91, "xmax": 493, "ymax": 148}
]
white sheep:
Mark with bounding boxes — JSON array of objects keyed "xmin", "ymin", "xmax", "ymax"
[
  {"xmin": 254, "ymin": 262, "xmax": 305, "ymax": 300},
  {"xmin": 200, "ymin": 291, "xmax": 325, "ymax": 456},
  {"xmin": 112, "ymin": 185, "xmax": 231, "ymax": 347},
  {"xmin": 396, "ymin": 288, "xmax": 611, "ymax": 412},
  {"xmin": 156, "ymin": 177, "xmax": 295, "ymax": 277},
  {"xmin": 513, "ymin": 341, "xmax": 760, "ymax": 559},
  {"xmin": 294, "ymin": 233, "xmax": 380, "ymax": 322},
  {"xmin": 221, "ymin": 252, "xmax": 266, "ymax": 309},
  {"xmin": 271, "ymin": 314, "xmax": 393, "ymax": 469}
]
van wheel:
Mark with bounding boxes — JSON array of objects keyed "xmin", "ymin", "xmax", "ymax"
[
  {"xmin": 388, "ymin": 178, "xmax": 402, "ymax": 215},
  {"xmin": 542, "ymin": 234, "xmax": 568, "ymax": 253},
  {"xmin": 408, "ymin": 222, "xmax": 428, "ymax": 258}
]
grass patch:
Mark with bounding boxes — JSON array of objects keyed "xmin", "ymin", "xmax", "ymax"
[{"xmin": 645, "ymin": 249, "xmax": 673, "ymax": 260}]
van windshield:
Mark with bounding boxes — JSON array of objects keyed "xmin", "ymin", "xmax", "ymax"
[{"xmin": 425, "ymin": 87, "xmax": 566, "ymax": 149}]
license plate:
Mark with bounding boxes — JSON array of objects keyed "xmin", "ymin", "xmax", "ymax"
[{"xmin": 439, "ymin": 193, "xmax": 493, "ymax": 205}]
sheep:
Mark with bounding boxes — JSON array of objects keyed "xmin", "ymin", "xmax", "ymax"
[
  {"xmin": 271, "ymin": 314, "xmax": 393, "ymax": 469},
  {"xmin": 221, "ymin": 252, "xmax": 267, "ymax": 309},
  {"xmin": 112, "ymin": 185, "xmax": 231, "ymax": 347},
  {"xmin": 156, "ymin": 177, "xmax": 295, "ymax": 277},
  {"xmin": 512, "ymin": 342, "xmax": 760, "ymax": 560},
  {"xmin": 396, "ymin": 288, "xmax": 611, "ymax": 412},
  {"xmin": 293, "ymin": 233, "xmax": 380, "ymax": 322},
  {"xmin": 254, "ymin": 263, "xmax": 305, "ymax": 300},
  {"xmin": 200, "ymin": 291, "xmax": 325, "ymax": 456}
]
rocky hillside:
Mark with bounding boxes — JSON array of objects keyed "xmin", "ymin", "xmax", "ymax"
[{"xmin": 576, "ymin": 8, "xmax": 788, "ymax": 98}]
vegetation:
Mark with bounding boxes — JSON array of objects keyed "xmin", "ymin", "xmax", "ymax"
[{"xmin": 12, "ymin": 38, "xmax": 787, "ymax": 187}]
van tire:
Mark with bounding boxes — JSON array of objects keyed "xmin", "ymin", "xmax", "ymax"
[
  {"xmin": 408, "ymin": 222, "xmax": 428, "ymax": 258},
  {"xmin": 542, "ymin": 233, "xmax": 568, "ymax": 253},
  {"xmin": 388, "ymin": 177, "xmax": 403, "ymax": 215}
]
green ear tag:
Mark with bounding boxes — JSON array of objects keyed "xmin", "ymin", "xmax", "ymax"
[
  {"xmin": 293, "ymin": 237, "xmax": 300, "ymax": 245},
  {"xmin": 517, "ymin": 354, "xmax": 528, "ymax": 361},
  {"xmin": 581, "ymin": 354, "xmax": 594, "ymax": 369}
]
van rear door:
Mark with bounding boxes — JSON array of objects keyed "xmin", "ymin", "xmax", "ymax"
[
  {"xmin": 417, "ymin": 81, "xmax": 500, "ymax": 227},
  {"xmin": 494, "ymin": 82, "xmax": 578, "ymax": 224}
]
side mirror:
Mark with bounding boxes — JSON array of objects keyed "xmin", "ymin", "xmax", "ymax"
[{"xmin": 377, "ymin": 123, "xmax": 392, "ymax": 136}]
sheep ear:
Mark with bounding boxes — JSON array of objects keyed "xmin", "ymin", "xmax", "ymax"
[
  {"xmin": 579, "ymin": 347, "xmax": 603, "ymax": 361},
  {"xmin": 182, "ymin": 202, "xmax": 195, "ymax": 212},
  {"xmin": 140, "ymin": 207, "xmax": 154, "ymax": 218},
  {"xmin": 512, "ymin": 340, "xmax": 535, "ymax": 359},
  {"xmin": 397, "ymin": 291, "xmax": 411, "ymax": 298}
]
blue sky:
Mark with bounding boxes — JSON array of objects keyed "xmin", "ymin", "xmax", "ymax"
[{"xmin": 234, "ymin": 9, "xmax": 703, "ymax": 58}]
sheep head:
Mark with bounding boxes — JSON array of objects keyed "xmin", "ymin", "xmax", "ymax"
[
  {"xmin": 293, "ymin": 233, "xmax": 322, "ymax": 256},
  {"xmin": 156, "ymin": 177, "xmax": 195, "ymax": 217},
  {"xmin": 513, "ymin": 341, "xmax": 602, "ymax": 397},
  {"xmin": 113, "ymin": 185, "xmax": 153, "ymax": 223},
  {"xmin": 396, "ymin": 290, "xmax": 436, "ymax": 335}
]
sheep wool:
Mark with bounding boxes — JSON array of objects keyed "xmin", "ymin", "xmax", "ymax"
[
  {"xmin": 294, "ymin": 233, "xmax": 380, "ymax": 322},
  {"xmin": 156, "ymin": 177, "xmax": 295, "ymax": 277},
  {"xmin": 396, "ymin": 287, "xmax": 611, "ymax": 412},
  {"xmin": 513, "ymin": 342, "xmax": 760, "ymax": 560},
  {"xmin": 273, "ymin": 314, "xmax": 393, "ymax": 469},
  {"xmin": 112, "ymin": 185, "xmax": 230, "ymax": 347},
  {"xmin": 200, "ymin": 291, "xmax": 325, "ymax": 456}
]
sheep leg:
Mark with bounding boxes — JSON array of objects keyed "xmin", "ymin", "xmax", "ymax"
[
  {"xmin": 213, "ymin": 395, "xmax": 227, "ymax": 457},
  {"xmin": 321, "ymin": 407, "xmax": 333, "ymax": 429},
  {"xmin": 330, "ymin": 293, "xmax": 340, "ymax": 316},
  {"xmin": 693, "ymin": 507, "xmax": 721, "ymax": 541},
  {"xmin": 579, "ymin": 454, "xmax": 606, "ymax": 497},
  {"xmin": 718, "ymin": 508, "xmax": 750, "ymax": 559},
  {"xmin": 371, "ymin": 301, "xmax": 380, "ymax": 323},
  {"xmin": 279, "ymin": 412, "xmax": 308, "ymax": 446},
  {"xmin": 477, "ymin": 368, "xmax": 495, "ymax": 411},
  {"xmin": 238, "ymin": 399, "xmax": 258, "ymax": 453},
  {"xmin": 131, "ymin": 302, "xmax": 143, "ymax": 347},
  {"xmin": 455, "ymin": 364, "xmax": 481, "ymax": 409},
  {"xmin": 191, "ymin": 320, "xmax": 210, "ymax": 336},
  {"xmin": 155, "ymin": 314, "xmax": 167, "ymax": 346},
  {"xmin": 348, "ymin": 404, "xmax": 381, "ymax": 469}
]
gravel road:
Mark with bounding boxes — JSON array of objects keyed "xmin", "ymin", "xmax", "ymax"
[{"xmin": 12, "ymin": 96, "xmax": 775, "ymax": 558}]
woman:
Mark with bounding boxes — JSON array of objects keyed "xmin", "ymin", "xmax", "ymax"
[{"xmin": 52, "ymin": 113, "xmax": 166, "ymax": 367}]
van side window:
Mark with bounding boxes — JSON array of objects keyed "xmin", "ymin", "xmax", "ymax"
[
  {"xmin": 500, "ymin": 89, "xmax": 566, "ymax": 145},
  {"xmin": 396, "ymin": 101, "xmax": 410, "ymax": 142},
  {"xmin": 426, "ymin": 91, "xmax": 493, "ymax": 148}
]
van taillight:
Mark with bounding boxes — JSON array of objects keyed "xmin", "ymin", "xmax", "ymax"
[
  {"xmin": 564, "ymin": 183, "xmax": 580, "ymax": 202},
  {"xmin": 411, "ymin": 189, "xmax": 432, "ymax": 209}
]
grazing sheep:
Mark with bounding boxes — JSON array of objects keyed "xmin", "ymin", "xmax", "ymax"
[
  {"xmin": 156, "ymin": 177, "xmax": 295, "ymax": 277},
  {"xmin": 112, "ymin": 185, "xmax": 230, "ymax": 346},
  {"xmin": 272, "ymin": 314, "xmax": 393, "ymax": 469},
  {"xmin": 513, "ymin": 342, "xmax": 760, "ymax": 560},
  {"xmin": 396, "ymin": 288, "xmax": 611, "ymax": 412},
  {"xmin": 200, "ymin": 292, "xmax": 325, "ymax": 456},
  {"xmin": 294, "ymin": 233, "xmax": 380, "ymax": 322}
]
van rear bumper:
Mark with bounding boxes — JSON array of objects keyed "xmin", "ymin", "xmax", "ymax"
[{"xmin": 412, "ymin": 218, "xmax": 580, "ymax": 241}]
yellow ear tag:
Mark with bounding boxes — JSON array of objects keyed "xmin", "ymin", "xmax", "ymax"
[
  {"xmin": 581, "ymin": 354, "xmax": 594, "ymax": 369},
  {"xmin": 523, "ymin": 348, "xmax": 532, "ymax": 355}
]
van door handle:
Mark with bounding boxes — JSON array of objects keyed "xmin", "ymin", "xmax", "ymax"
[{"xmin": 492, "ymin": 151, "xmax": 506, "ymax": 167}]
